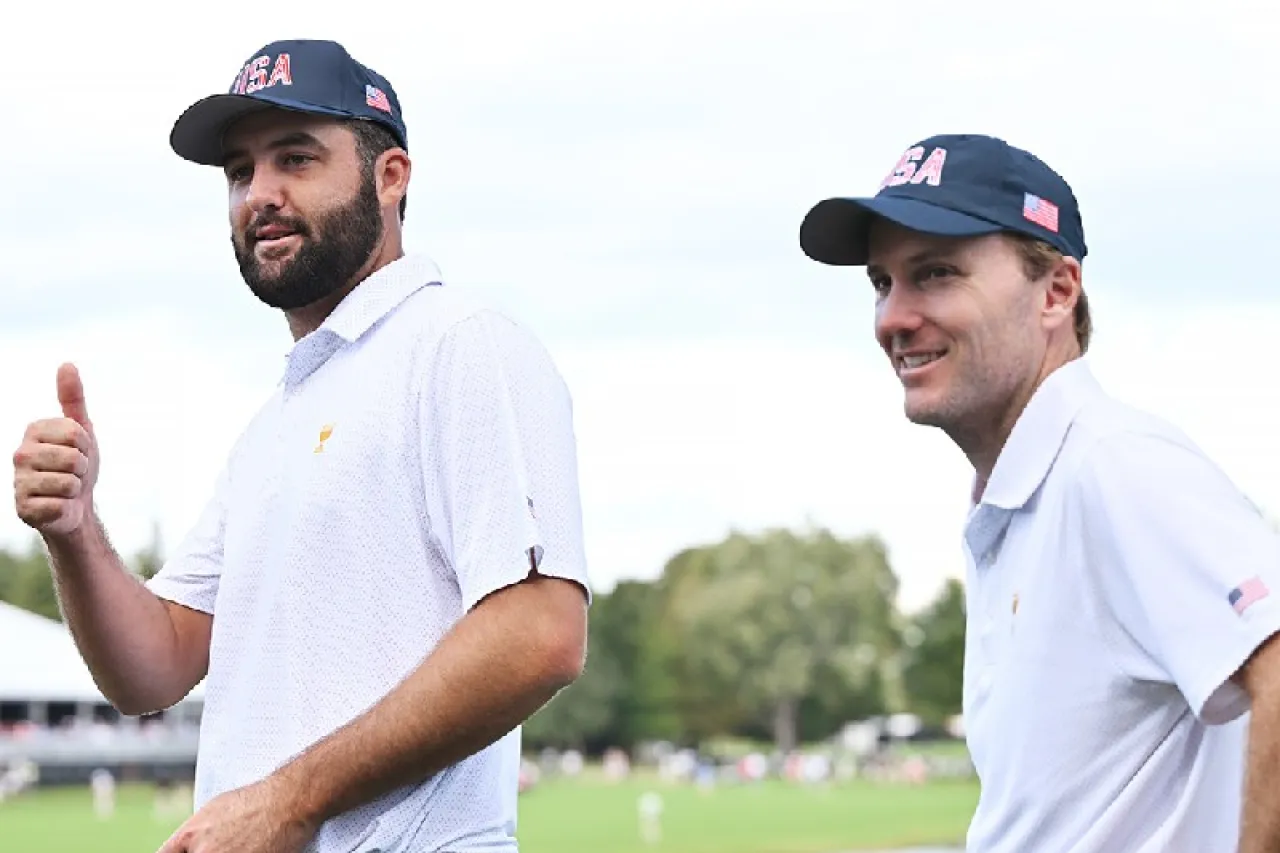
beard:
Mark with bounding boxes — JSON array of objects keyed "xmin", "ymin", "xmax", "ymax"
[{"xmin": 232, "ymin": 171, "xmax": 383, "ymax": 311}]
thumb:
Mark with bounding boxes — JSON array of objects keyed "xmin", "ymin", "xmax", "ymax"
[{"xmin": 56, "ymin": 363, "xmax": 93, "ymax": 431}]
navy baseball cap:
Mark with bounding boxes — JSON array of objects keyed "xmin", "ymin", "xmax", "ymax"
[
  {"xmin": 170, "ymin": 39, "xmax": 408, "ymax": 167},
  {"xmin": 799, "ymin": 134, "xmax": 1087, "ymax": 266}
]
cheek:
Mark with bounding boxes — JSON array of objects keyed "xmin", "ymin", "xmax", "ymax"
[
  {"xmin": 918, "ymin": 295, "xmax": 974, "ymax": 344},
  {"xmin": 228, "ymin": 193, "xmax": 251, "ymax": 232},
  {"xmin": 951, "ymin": 290, "xmax": 1013, "ymax": 341},
  {"xmin": 990, "ymin": 294, "xmax": 1044, "ymax": 353},
  {"xmin": 872, "ymin": 303, "xmax": 890, "ymax": 346}
]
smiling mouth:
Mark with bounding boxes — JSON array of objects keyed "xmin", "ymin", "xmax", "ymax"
[{"xmin": 895, "ymin": 351, "xmax": 946, "ymax": 371}]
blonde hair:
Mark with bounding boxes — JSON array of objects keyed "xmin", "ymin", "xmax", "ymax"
[{"xmin": 1007, "ymin": 233, "xmax": 1091, "ymax": 354}]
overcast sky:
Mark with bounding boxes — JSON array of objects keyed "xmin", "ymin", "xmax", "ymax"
[{"xmin": 1, "ymin": 0, "xmax": 1276, "ymax": 612}]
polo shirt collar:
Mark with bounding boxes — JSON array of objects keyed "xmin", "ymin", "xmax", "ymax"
[
  {"xmin": 280, "ymin": 253, "xmax": 444, "ymax": 389},
  {"xmin": 321, "ymin": 253, "xmax": 444, "ymax": 343},
  {"xmin": 976, "ymin": 357, "xmax": 1103, "ymax": 512},
  {"xmin": 965, "ymin": 357, "xmax": 1102, "ymax": 564}
]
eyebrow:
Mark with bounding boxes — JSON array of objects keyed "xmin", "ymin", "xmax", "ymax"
[
  {"xmin": 222, "ymin": 131, "xmax": 330, "ymax": 166},
  {"xmin": 866, "ymin": 247, "xmax": 960, "ymax": 280}
]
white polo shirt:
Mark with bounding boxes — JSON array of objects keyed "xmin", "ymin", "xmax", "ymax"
[
  {"xmin": 962, "ymin": 357, "xmax": 1280, "ymax": 853},
  {"xmin": 146, "ymin": 253, "xmax": 590, "ymax": 853}
]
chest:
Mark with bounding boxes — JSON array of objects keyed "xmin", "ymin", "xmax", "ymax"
[
  {"xmin": 220, "ymin": 345, "xmax": 429, "ymax": 566},
  {"xmin": 965, "ymin": 523, "xmax": 1102, "ymax": 709},
  {"xmin": 961, "ymin": 507, "xmax": 1184, "ymax": 787}
]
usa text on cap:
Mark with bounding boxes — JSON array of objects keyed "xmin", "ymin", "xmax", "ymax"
[
  {"xmin": 799, "ymin": 134, "xmax": 1087, "ymax": 267},
  {"xmin": 170, "ymin": 39, "xmax": 408, "ymax": 167}
]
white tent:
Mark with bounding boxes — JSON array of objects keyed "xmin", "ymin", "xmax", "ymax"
[{"xmin": 0, "ymin": 601, "xmax": 203, "ymax": 707}]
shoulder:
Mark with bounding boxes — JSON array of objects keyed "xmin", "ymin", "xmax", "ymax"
[
  {"xmin": 394, "ymin": 285, "xmax": 550, "ymax": 357},
  {"xmin": 1065, "ymin": 394, "xmax": 1219, "ymax": 486},
  {"xmin": 1059, "ymin": 395, "xmax": 1261, "ymax": 532},
  {"xmin": 395, "ymin": 288, "xmax": 571, "ymax": 407}
]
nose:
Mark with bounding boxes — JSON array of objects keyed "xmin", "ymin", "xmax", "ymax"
[
  {"xmin": 874, "ymin": 283, "xmax": 925, "ymax": 349},
  {"xmin": 244, "ymin": 166, "xmax": 286, "ymax": 216}
]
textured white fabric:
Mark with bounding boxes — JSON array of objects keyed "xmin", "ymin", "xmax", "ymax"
[
  {"xmin": 961, "ymin": 357, "xmax": 1280, "ymax": 853},
  {"xmin": 147, "ymin": 253, "xmax": 590, "ymax": 852}
]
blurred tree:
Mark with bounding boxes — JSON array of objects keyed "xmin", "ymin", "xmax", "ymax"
[
  {"xmin": 591, "ymin": 580, "xmax": 682, "ymax": 747},
  {"xmin": 654, "ymin": 544, "xmax": 749, "ymax": 743},
  {"xmin": 0, "ymin": 538, "xmax": 60, "ymax": 621},
  {"xmin": 901, "ymin": 577, "xmax": 966, "ymax": 726},
  {"xmin": 0, "ymin": 523, "xmax": 167, "ymax": 623},
  {"xmin": 0, "ymin": 545, "xmax": 21, "ymax": 606},
  {"xmin": 797, "ymin": 656, "xmax": 889, "ymax": 742},
  {"xmin": 623, "ymin": 615, "xmax": 685, "ymax": 744},
  {"xmin": 665, "ymin": 527, "xmax": 901, "ymax": 753},
  {"xmin": 133, "ymin": 520, "xmax": 165, "ymax": 581}
]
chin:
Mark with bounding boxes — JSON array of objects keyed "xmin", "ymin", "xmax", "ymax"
[
  {"xmin": 252, "ymin": 251, "xmax": 299, "ymax": 276},
  {"xmin": 902, "ymin": 393, "xmax": 946, "ymax": 427}
]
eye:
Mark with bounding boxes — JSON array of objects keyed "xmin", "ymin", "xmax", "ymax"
[
  {"xmin": 916, "ymin": 265, "xmax": 958, "ymax": 284},
  {"xmin": 282, "ymin": 153, "xmax": 314, "ymax": 168},
  {"xmin": 869, "ymin": 274, "xmax": 891, "ymax": 296},
  {"xmin": 225, "ymin": 164, "xmax": 251, "ymax": 184}
]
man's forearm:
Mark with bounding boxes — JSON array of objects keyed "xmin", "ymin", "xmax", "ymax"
[
  {"xmin": 1240, "ymin": 687, "xmax": 1280, "ymax": 852},
  {"xmin": 272, "ymin": 576, "xmax": 586, "ymax": 826},
  {"xmin": 45, "ymin": 515, "xmax": 197, "ymax": 715}
]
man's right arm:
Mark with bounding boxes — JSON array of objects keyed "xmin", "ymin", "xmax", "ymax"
[
  {"xmin": 45, "ymin": 516, "xmax": 211, "ymax": 716},
  {"xmin": 13, "ymin": 363, "xmax": 216, "ymax": 717}
]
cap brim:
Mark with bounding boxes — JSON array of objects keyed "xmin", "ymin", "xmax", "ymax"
[
  {"xmin": 799, "ymin": 196, "xmax": 1004, "ymax": 266},
  {"xmin": 169, "ymin": 93, "xmax": 353, "ymax": 167}
]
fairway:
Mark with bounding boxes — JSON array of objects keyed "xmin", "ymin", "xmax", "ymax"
[{"xmin": 0, "ymin": 775, "xmax": 976, "ymax": 853}]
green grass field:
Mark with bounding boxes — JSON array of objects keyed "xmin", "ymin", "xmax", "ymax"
[{"xmin": 0, "ymin": 774, "xmax": 977, "ymax": 853}]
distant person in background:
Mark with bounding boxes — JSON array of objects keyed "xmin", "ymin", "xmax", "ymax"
[
  {"xmin": 11, "ymin": 38, "xmax": 590, "ymax": 853},
  {"xmin": 637, "ymin": 790, "xmax": 663, "ymax": 845},
  {"xmin": 799, "ymin": 133, "xmax": 1280, "ymax": 851},
  {"xmin": 90, "ymin": 767, "xmax": 116, "ymax": 819}
]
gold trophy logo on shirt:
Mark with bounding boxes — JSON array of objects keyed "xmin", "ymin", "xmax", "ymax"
[{"xmin": 314, "ymin": 424, "xmax": 335, "ymax": 454}]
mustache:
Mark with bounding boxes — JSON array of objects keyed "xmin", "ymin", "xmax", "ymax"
[{"xmin": 245, "ymin": 213, "xmax": 311, "ymax": 244}]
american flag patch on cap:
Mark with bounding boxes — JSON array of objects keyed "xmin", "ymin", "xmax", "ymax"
[
  {"xmin": 1229, "ymin": 576, "xmax": 1270, "ymax": 615},
  {"xmin": 365, "ymin": 84, "xmax": 392, "ymax": 113},
  {"xmin": 1023, "ymin": 192, "xmax": 1060, "ymax": 233}
]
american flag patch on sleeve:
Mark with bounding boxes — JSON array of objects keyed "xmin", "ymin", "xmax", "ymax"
[{"xmin": 1229, "ymin": 576, "xmax": 1270, "ymax": 615}]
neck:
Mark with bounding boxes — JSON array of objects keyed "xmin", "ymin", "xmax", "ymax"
[
  {"xmin": 284, "ymin": 232, "xmax": 405, "ymax": 341},
  {"xmin": 959, "ymin": 347, "xmax": 1080, "ymax": 503},
  {"xmin": 953, "ymin": 403, "xmax": 1027, "ymax": 503}
]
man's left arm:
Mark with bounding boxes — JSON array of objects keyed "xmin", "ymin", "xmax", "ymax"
[
  {"xmin": 276, "ymin": 569, "xmax": 586, "ymax": 827},
  {"xmin": 1236, "ymin": 633, "xmax": 1280, "ymax": 853}
]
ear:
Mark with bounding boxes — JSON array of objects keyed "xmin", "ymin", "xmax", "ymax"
[
  {"xmin": 375, "ymin": 148, "xmax": 411, "ymax": 215},
  {"xmin": 1041, "ymin": 255, "xmax": 1082, "ymax": 335}
]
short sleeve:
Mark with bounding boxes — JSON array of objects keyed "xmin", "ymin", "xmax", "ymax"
[
  {"xmin": 144, "ymin": 463, "xmax": 230, "ymax": 615},
  {"xmin": 1076, "ymin": 431, "xmax": 1280, "ymax": 724},
  {"xmin": 420, "ymin": 310, "xmax": 590, "ymax": 612}
]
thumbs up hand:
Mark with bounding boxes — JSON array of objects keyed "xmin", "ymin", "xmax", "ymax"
[{"xmin": 13, "ymin": 364, "xmax": 101, "ymax": 538}]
